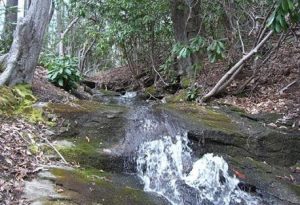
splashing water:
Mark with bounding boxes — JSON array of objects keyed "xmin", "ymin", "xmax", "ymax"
[{"xmin": 136, "ymin": 134, "xmax": 259, "ymax": 205}]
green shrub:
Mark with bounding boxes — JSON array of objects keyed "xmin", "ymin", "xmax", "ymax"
[
  {"xmin": 187, "ymin": 87, "xmax": 199, "ymax": 101},
  {"xmin": 46, "ymin": 55, "xmax": 81, "ymax": 91}
]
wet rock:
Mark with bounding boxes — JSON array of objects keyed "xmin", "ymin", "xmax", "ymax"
[
  {"xmin": 23, "ymin": 167, "xmax": 169, "ymax": 205},
  {"xmin": 23, "ymin": 179, "xmax": 70, "ymax": 203},
  {"xmin": 162, "ymin": 102, "xmax": 300, "ymax": 204},
  {"xmin": 187, "ymin": 129, "xmax": 300, "ymax": 167}
]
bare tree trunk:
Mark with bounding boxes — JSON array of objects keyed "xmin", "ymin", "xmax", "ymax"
[
  {"xmin": 0, "ymin": 0, "xmax": 54, "ymax": 86},
  {"xmin": 56, "ymin": 5, "xmax": 64, "ymax": 55},
  {"xmin": 58, "ymin": 17, "xmax": 79, "ymax": 57},
  {"xmin": 79, "ymin": 39, "xmax": 95, "ymax": 73},
  {"xmin": 2, "ymin": 0, "xmax": 18, "ymax": 52},
  {"xmin": 24, "ymin": 0, "xmax": 31, "ymax": 16}
]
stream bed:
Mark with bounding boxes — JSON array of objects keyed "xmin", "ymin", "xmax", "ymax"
[{"xmin": 23, "ymin": 93, "xmax": 300, "ymax": 205}]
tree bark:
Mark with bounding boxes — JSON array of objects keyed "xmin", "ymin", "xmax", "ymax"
[
  {"xmin": 0, "ymin": 0, "xmax": 54, "ymax": 86},
  {"xmin": 2, "ymin": 0, "xmax": 18, "ymax": 52},
  {"xmin": 58, "ymin": 17, "xmax": 79, "ymax": 57},
  {"xmin": 24, "ymin": 0, "xmax": 31, "ymax": 16},
  {"xmin": 171, "ymin": 0, "xmax": 201, "ymax": 77},
  {"xmin": 0, "ymin": 54, "xmax": 8, "ymax": 72}
]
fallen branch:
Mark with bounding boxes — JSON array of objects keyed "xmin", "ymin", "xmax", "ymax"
[
  {"xmin": 279, "ymin": 80, "xmax": 298, "ymax": 95},
  {"xmin": 237, "ymin": 32, "xmax": 287, "ymax": 94},
  {"xmin": 201, "ymin": 30, "xmax": 273, "ymax": 102},
  {"xmin": 39, "ymin": 136, "xmax": 68, "ymax": 164},
  {"xmin": 217, "ymin": 65, "xmax": 244, "ymax": 93}
]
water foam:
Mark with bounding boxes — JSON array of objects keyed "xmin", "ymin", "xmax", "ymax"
[{"xmin": 137, "ymin": 134, "xmax": 259, "ymax": 205}]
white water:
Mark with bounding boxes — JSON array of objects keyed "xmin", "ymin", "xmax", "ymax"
[{"xmin": 137, "ymin": 134, "xmax": 259, "ymax": 205}]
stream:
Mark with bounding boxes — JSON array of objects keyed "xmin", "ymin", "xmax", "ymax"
[{"xmin": 23, "ymin": 92, "xmax": 300, "ymax": 205}]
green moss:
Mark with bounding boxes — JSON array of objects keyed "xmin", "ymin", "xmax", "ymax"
[
  {"xmin": 50, "ymin": 168, "xmax": 160, "ymax": 205},
  {"xmin": 289, "ymin": 184, "xmax": 300, "ymax": 196},
  {"xmin": 52, "ymin": 167, "xmax": 110, "ymax": 185},
  {"xmin": 29, "ymin": 144, "xmax": 39, "ymax": 155},
  {"xmin": 162, "ymin": 103, "xmax": 240, "ymax": 134},
  {"xmin": 58, "ymin": 140, "xmax": 99, "ymax": 164},
  {"xmin": 0, "ymin": 86, "xmax": 20, "ymax": 114},
  {"xmin": 47, "ymin": 100, "xmax": 126, "ymax": 114},
  {"xmin": 180, "ymin": 76, "xmax": 191, "ymax": 89},
  {"xmin": 14, "ymin": 84, "xmax": 36, "ymax": 100},
  {"xmin": 0, "ymin": 84, "xmax": 46, "ymax": 123},
  {"xmin": 145, "ymin": 85, "xmax": 157, "ymax": 96},
  {"xmin": 165, "ymin": 89, "xmax": 188, "ymax": 103}
]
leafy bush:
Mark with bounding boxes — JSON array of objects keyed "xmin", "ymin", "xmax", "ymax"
[
  {"xmin": 46, "ymin": 55, "xmax": 81, "ymax": 90},
  {"xmin": 187, "ymin": 87, "xmax": 199, "ymax": 101},
  {"xmin": 207, "ymin": 40, "xmax": 225, "ymax": 63},
  {"xmin": 267, "ymin": 0, "xmax": 300, "ymax": 33}
]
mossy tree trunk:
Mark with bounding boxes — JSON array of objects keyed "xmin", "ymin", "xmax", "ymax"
[{"xmin": 0, "ymin": 0, "xmax": 54, "ymax": 86}]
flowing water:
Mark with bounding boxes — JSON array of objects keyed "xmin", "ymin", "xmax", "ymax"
[
  {"xmin": 116, "ymin": 92, "xmax": 261, "ymax": 205},
  {"xmin": 136, "ymin": 134, "xmax": 259, "ymax": 205},
  {"xmin": 23, "ymin": 92, "xmax": 298, "ymax": 205}
]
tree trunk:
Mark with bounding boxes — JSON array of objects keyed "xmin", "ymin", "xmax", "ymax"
[
  {"xmin": 56, "ymin": 5, "xmax": 64, "ymax": 55},
  {"xmin": 170, "ymin": 0, "xmax": 201, "ymax": 77},
  {"xmin": 2, "ymin": 0, "xmax": 18, "ymax": 52},
  {"xmin": 0, "ymin": 0, "xmax": 54, "ymax": 86},
  {"xmin": 24, "ymin": 0, "xmax": 31, "ymax": 16},
  {"xmin": 58, "ymin": 17, "xmax": 79, "ymax": 57}
]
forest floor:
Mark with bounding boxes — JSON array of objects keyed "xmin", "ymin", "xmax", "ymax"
[
  {"xmin": 0, "ymin": 67, "xmax": 74, "ymax": 204},
  {"xmin": 0, "ymin": 117, "xmax": 51, "ymax": 204}
]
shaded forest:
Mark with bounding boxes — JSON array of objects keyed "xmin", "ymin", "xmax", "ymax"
[{"xmin": 0, "ymin": 0, "xmax": 299, "ymax": 204}]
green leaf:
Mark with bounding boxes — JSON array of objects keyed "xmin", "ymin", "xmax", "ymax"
[
  {"xmin": 281, "ymin": 0, "xmax": 289, "ymax": 12},
  {"xmin": 267, "ymin": 11, "xmax": 276, "ymax": 27},
  {"xmin": 65, "ymin": 69, "xmax": 72, "ymax": 75},
  {"xmin": 287, "ymin": 0, "xmax": 295, "ymax": 10},
  {"xmin": 58, "ymin": 79, "xmax": 64, "ymax": 87},
  {"xmin": 274, "ymin": 22, "xmax": 282, "ymax": 33},
  {"xmin": 277, "ymin": 14, "xmax": 285, "ymax": 27}
]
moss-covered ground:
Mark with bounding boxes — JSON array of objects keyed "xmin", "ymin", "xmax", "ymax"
[{"xmin": 0, "ymin": 84, "xmax": 45, "ymax": 123}]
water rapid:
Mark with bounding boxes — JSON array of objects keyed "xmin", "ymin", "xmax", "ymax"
[{"xmin": 136, "ymin": 134, "xmax": 259, "ymax": 205}]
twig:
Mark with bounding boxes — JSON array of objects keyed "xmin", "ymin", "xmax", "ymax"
[
  {"xmin": 39, "ymin": 136, "xmax": 68, "ymax": 164},
  {"xmin": 16, "ymin": 131, "xmax": 31, "ymax": 144},
  {"xmin": 236, "ymin": 20, "xmax": 245, "ymax": 54},
  {"xmin": 254, "ymin": 3, "xmax": 275, "ymax": 46},
  {"xmin": 279, "ymin": 80, "xmax": 298, "ymax": 95},
  {"xmin": 146, "ymin": 91, "xmax": 159, "ymax": 101}
]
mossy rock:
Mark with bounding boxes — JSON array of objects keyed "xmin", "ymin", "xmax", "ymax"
[
  {"xmin": 227, "ymin": 156, "xmax": 300, "ymax": 204},
  {"xmin": 145, "ymin": 85, "xmax": 158, "ymax": 96},
  {"xmin": 180, "ymin": 76, "xmax": 191, "ymax": 89},
  {"xmin": 0, "ymin": 84, "xmax": 45, "ymax": 123},
  {"xmin": 162, "ymin": 102, "xmax": 240, "ymax": 134},
  {"xmin": 47, "ymin": 100, "xmax": 126, "ymax": 115},
  {"xmin": 0, "ymin": 86, "xmax": 20, "ymax": 114},
  {"xmin": 49, "ymin": 168, "xmax": 167, "ymax": 205},
  {"xmin": 164, "ymin": 89, "xmax": 188, "ymax": 103}
]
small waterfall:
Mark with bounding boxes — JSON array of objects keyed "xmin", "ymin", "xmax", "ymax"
[{"xmin": 136, "ymin": 134, "xmax": 259, "ymax": 205}]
